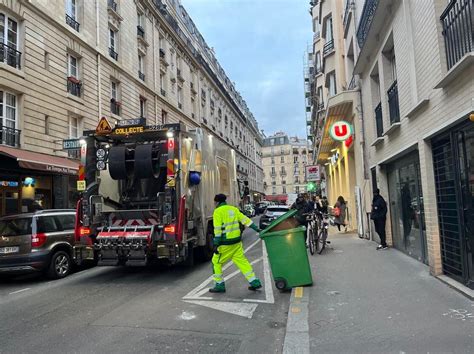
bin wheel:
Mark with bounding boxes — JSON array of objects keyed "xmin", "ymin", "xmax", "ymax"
[{"xmin": 275, "ymin": 279, "xmax": 287, "ymax": 290}]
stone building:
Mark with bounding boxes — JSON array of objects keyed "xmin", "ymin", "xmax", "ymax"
[
  {"xmin": 308, "ymin": 0, "xmax": 474, "ymax": 290},
  {"xmin": 0, "ymin": 0, "xmax": 264, "ymax": 215},
  {"xmin": 262, "ymin": 132, "xmax": 312, "ymax": 203}
]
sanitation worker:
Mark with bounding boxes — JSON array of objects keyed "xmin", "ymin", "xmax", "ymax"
[{"xmin": 209, "ymin": 194, "xmax": 262, "ymax": 293}]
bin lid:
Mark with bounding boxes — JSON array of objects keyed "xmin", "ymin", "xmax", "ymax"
[{"xmin": 259, "ymin": 209, "xmax": 298, "ymax": 237}]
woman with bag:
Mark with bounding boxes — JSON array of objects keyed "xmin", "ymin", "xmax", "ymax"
[{"xmin": 333, "ymin": 196, "xmax": 347, "ymax": 232}]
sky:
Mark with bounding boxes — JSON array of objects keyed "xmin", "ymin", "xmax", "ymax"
[{"xmin": 181, "ymin": 0, "xmax": 313, "ymax": 138}]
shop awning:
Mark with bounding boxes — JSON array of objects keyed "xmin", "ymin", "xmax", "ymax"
[{"xmin": 0, "ymin": 146, "xmax": 79, "ymax": 175}]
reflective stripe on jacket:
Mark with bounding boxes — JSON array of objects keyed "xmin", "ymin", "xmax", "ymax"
[{"xmin": 213, "ymin": 203, "xmax": 253, "ymax": 245}]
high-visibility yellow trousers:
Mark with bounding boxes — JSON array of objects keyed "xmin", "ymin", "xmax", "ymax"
[{"xmin": 212, "ymin": 242, "xmax": 257, "ymax": 285}]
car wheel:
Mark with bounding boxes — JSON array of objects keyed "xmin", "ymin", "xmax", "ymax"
[{"xmin": 47, "ymin": 251, "xmax": 72, "ymax": 280}]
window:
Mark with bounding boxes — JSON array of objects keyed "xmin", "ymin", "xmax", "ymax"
[
  {"xmin": 281, "ymin": 156, "xmax": 284, "ymax": 163},
  {"xmin": 110, "ymin": 81, "xmax": 120, "ymax": 115},
  {"xmin": 44, "ymin": 115, "xmax": 49, "ymax": 135},
  {"xmin": 271, "ymin": 167, "xmax": 275, "ymax": 174},
  {"xmin": 325, "ymin": 16, "xmax": 333, "ymax": 42},
  {"xmin": 137, "ymin": 12, "xmax": 143, "ymax": 28},
  {"xmin": 294, "ymin": 156, "xmax": 298, "ymax": 163},
  {"xmin": 138, "ymin": 54, "xmax": 145, "ymax": 80},
  {"xmin": 67, "ymin": 0, "xmax": 77, "ymax": 19},
  {"xmin": 177, "ymin": 86, "xmax": 183, "ymax": 109},
  {"xmin": 56, "ymin": 215, "xmax": 76, "ymax": 230},
  {"xmin": 69, "ymin": 116, "xmax": 79, "ymax": 138},
  {"xmin": 0, "ymin": 13, "xmax": 20, "ymax": 69},
  {"xmin": 140, "ymin": 97, "xmax": 146, "ymax": 118},
  {"xmin": 0, "ymin": 91, "xmax": 18, "ymax": 133},
  {"xmin": 109, "ymin": 29, "xmax": 118, "ymax": 60},
  {"xmin": 282, "ymin": 186, "xmax": 287, "ymax": 194},
  {"xmin": 315, "ymin": 52, "xmax": 321, "ymax": 72},
  {"xmin": 272, "ymin": 187, "xmax": 276, "ymax": 195},
  {"xmin": 328, "ymin": 72, "xmax": 337, "ymax": 96},
  {"xmin": 162, "ymin": 110, "xmax": 167, "ymax": 124},
  {"xmin": 295, "ymin": 186, "xmax": 300, "ymax": 194},
  {"xmin": 68, "ymin": 54, "xmax": 78, "ymax": 78},
  {"xmin": 279, "ymin": 137, "xmax": 284, "ymax": 144}
]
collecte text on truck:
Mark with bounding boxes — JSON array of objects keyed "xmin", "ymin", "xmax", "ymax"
[{"xmin": 74, "ymin": 119, "xmax": 240, "ymax": 267}]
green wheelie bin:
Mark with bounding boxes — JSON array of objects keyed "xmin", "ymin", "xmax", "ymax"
[{"xmin": 260, "ymin": 209, "xmax": 313, "ymax": 290}]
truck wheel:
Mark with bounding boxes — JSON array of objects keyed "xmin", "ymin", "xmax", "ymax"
[
  {"xmin": 134, "ymin": 144, "xmax": 160, "ymax": 179},
  {"xmin": 196, "ymin": 224, "xmax": 214, "ymax": 262},
  {"xmin": 109, "ymin": 146, "xmax": 128, "ymax": 180},
  {"xmin": 47, "ymin": 251, "xmax": 72, "ymax": 280}
]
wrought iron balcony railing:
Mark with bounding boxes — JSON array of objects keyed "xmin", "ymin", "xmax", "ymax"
[
  {"xmin": 67, "ymin": 77, "xmax": 82, "ymax": 97},
  {"xmin": 66, "ymin": 14, "xmax": 80, "ymax": 31},
  {"xmin": 159, "ymin": 49, "xmax": 166, "ymax": 59},
  {"xmin": 137, "ymin": 25, "xmax": 145, "ymax": 38},
  {"xmin": 375, "ymin": 102, "xmax": 383, "ymax": 138},
  {"xmin": 441, "ymin": 0, "xmax": 473, "ymax": 70},
  {"xmin": 0, "ymin": 126, "xmax": 21, "ymax": 147},
  {"xmin": 138, "ymin": 71, "xmax": 145, "ymax": 81},
  {"xmin": 0, "ymin": 43, "xmax": 22, "ymax": 69},
  {"xmin": 387, "ymin": 80, "xmax": 400, "ymax": 124},
  {"xmin": 323, "ymin": 40, "xmax": 335, "ymax": 56},
  {"xmin": 109, "ymin": 47, "xmax": 118, "ymax": 60},
  {"xmin": 110, "ymin": 99, "xmax": 121, "ymax": 115},
  {"xmin": 356, "ymin": 0, "xmax": 379, "ymax": 49},
  {"xmin": 108, "ymin": 0, "xmax": 118, "ymax": 12}
]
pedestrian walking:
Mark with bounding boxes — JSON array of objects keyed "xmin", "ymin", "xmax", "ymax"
[
  {"xmin": 371, "ymin": 188, "xmax": 388, "ymax": 250},
  {"xmin": 333, "ymin": 196, "xmax": 347, "ymax": 232},
  {"xmin": 210, "ymin": 194, "xmax": 262, "ymax": 293}
]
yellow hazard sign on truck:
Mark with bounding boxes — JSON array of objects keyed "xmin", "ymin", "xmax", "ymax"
[
  {"xmin": 96, "ymin": 117, "xmax": 113, "ymax": 134},
  {"xmin": 77, "ymin": 180, "xmax": 86, "ymax": 191}
]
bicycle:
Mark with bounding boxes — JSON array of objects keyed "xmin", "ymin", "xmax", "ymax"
[
  {"xmin": 304, "ymin": 212, "xmax": 318, "ymax": 255},
  {"xmin": 316, "ymin": 212, "xmax": 331, "ymax": 254}
]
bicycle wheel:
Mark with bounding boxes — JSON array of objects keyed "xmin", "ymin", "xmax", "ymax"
[
  {"xmin": 317, "ymin": 229, "xmax": 326, "ymax": 254},
  {"xmin": 307, "ymin": 224, "xmax": 315, "ymax": 255}
]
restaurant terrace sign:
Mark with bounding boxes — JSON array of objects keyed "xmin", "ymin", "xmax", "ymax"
[{"xmin": 329, "ymin": 121, "xmax": 353, "ymax": 142}]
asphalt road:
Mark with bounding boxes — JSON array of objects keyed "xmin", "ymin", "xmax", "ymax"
[{"xmin": 0, "ymin": 218, "xmax": 290, "ymax": 354}]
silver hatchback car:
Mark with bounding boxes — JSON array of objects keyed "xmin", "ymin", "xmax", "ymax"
[{"xmin": 0, "ymin": 209, "xmax": 77, "ymax": 279}]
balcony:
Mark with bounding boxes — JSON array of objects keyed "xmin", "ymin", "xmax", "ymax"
[
  {"xmin": 375, "ymin": 102, "xmax": 383, "ymax": 138},
  {"xmin": 108, "ymin": 0, "xmax": 118, "ymax": 12},
  {"xmin": 323, "ymin": 40, "xmax": 335, "ymax": 56},
  {"xmin": 0, "ymin": 43, "xmax": 22, "ymax": 70},
  {"xmin": 280, "ymin": 171, "xmax": 287, "ymax": 177},
  {"xmin": 313, "ymin": 32, "xmax": 320, "ymax": 42},
  {"xmin": 161, "ymin": 88, "xmax": 166, "ymax": 96},
  {"xmin": 343, "ymin": 0, "xmax": 353, "ymax": 35},
  {"xmin": 387, "ymin": 80, "xmax": 400, "ymax": 124},
  {"xmin": 441, "ymin": 0, "xmax": 473, "ymax": 70},
  {"xmin": 178, "ymin": 103, "xmax": 182, "ymax": 110},
  {"xmin": 67, "ymin": 77, "xmax": 82, "ymax": 97},
  {"xmin": 159, "ymin": 49, "xmax": 165, "ymax": 59},
  {"xmin": 348, "ymin": 76, "xmax": 357, "ymax": 90},
  {"xmin": 110, "ymin": 98, "xmax": 121, "ymax": 116},
  {"xmin": 138, "ymin": 71, "xmax": 145, "ymax": 81},
  {"xmin": 137, "ymin": 25, "xmax": 145, "ymax": 39},
  {"xmin": 65, "ymin": 14, "xmax": 80, "ymax": 32},
  {"xmin": 318, "ymin": 102, "xmax": 325, "ymax": 111},
  {"xmin": 270, "ymin": 172, "xmax": 277, "ymax": 178},
  {"xmin": 0, "ymin": 127, "xmax": 21, "ymax": 147},
  {"xmin": 109, "ymin": 47, "xmax": 118, "ymax": 60},
  {"xmin": 356, "ymin": 0, "xmax": 379, "ymax": 49},
  {"xmin": 177, "ymin": 68, "xmax": 184, "ymax": 82},
  {"xmin": 190, "ymin": 82, "xmax": 197, "ymax": 94}
]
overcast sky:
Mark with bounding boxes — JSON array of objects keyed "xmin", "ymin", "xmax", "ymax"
[{"xmin": 181, "ymin": 0, "xmax": 313, "ymax": 138}]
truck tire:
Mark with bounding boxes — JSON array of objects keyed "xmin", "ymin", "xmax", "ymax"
[
  {"xmin": 47, "ymin": 251, "xmax": 72, "ymax": 280},
  {"xmin": 195, "ymin": 223, "xmax": 214, "ymax": 262},
  {"xmin": 109, "ymin": 145, "xmax": 128, "ymax": 180},
  {"xmin": 134, "ymin": 144, "xmax": 160, "ymax": 179}
]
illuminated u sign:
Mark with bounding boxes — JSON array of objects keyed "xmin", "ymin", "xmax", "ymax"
[{"xmin": 329, "ymin": 121, "xmax": 353, "ymax": 141}]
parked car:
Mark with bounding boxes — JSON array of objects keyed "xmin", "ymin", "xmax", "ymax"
[
  {"xmin": 255, "ymin": 202, "xmax": 270, "ymax": 215},
  {"xmin": 259, "ymin": 205, "xmax": 290, "ymax": 230},
  {"xmin": 244, "ymin": 204, "xmax": 256, "ymax": 218},
  {"xmin": 0, "ymin": 209, "xmax": 80, "ymax": 279}
]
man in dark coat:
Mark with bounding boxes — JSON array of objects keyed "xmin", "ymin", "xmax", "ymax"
[{"xmin": 371, "ymin": 188, "xmax": 388, "ymax": 250}]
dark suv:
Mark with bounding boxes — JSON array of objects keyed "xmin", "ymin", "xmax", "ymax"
[{"xmin": 0, "ymin": 210, "xmax": 77, "ymax": 279}]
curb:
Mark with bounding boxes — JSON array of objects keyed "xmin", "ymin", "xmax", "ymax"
[{"xmin": 282, "ymin": 286, "xmax": 310, "ymax": 354}]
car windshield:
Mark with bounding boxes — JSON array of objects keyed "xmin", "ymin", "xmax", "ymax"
[{"xmin": 0, "ymin": 218, "xmax": 33, "ymax": 236}]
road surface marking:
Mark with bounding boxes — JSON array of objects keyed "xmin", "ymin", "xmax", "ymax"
[
  {"xmin": 283, "ymin": 286, "xmax": 310, "ymax": 354},
  {"xmin": 9, "ymin": 288, "xmax": 31, "ymax": 295},
  {"xmin": 295, "ymin": 287, "xmax": 303, "ymax": 298},
  {"xmin": 243, "ymin": 241, "xmax": 274, "ymax": 304},
  {"xmin": 184, "ymin": 300, "xmax": 258, "ymax": 319},
  {"xmin": 291, "ymin": 306, "xmax": 301, "ymax": 314}
]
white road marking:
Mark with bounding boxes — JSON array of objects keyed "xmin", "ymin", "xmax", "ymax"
[
  {"xmin": 9, "ymin": 288, "xmax": 31, "ymax": 295},
  {"xmin": 183, "ymin": 238, "xmax": 262, "ymax": 299},
  {"xmin": 184, "ymin": 300, "xmax": 258, "ymax": 319},
  {"xmin": 178, "ymin": 311, "xmax": 196, "ymax": 320},
  {"xmin": 244, "ymin": 241, "xmax": 274, "ymax": 304}
]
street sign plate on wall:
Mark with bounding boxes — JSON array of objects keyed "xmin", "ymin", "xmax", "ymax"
[{"xmin": 305, "ymin": 165, "xmax": 320, "ymax": 181}]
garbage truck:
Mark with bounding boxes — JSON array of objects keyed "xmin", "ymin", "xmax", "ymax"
[{"xmin": 74, "ymin": 120, "xmax": 239, "ymax": 266}]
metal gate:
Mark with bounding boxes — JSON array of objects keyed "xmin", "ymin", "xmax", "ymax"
[{"xmin": 432, "ymin": 135, "xmax": 465, "ymax": 282}]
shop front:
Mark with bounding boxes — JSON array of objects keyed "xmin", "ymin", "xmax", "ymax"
[
  {"xmin": 0, "ymin": 146, "xmax": 79, "ymax": 217},
  {"xmin": 386, "ymin": 151, "xmax": 427, "ymax": 264},
  {"xmin": 432, "ymin": 117, "xmax": 474, "ymax": 289}
]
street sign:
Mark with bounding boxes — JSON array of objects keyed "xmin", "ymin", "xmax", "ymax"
[
  {"xmin": 329, "ymin": 121, "xmax": 353, "ymax": 141},
  {"xmin": 96, "ymin": 117, "xmax": 113, "ymax": 134},
  {"xmin": 115, "ymin": 118, "xmax": 146, "ymax": 127},
  {"xmin": 305, "ymin": 165, "xmax": 321, "ymax": 181},
  {"xmin": 62, "ymin": 138, "xmax": 81, "ymax": 150},
  {"xmin": 77, "ymin": 180, "xmax": 86, "ymax": 191}
]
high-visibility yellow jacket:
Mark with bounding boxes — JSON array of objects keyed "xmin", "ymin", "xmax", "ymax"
[{"xmin": 213, "ymin": 203, "xmax": 253, "ymax": 245}]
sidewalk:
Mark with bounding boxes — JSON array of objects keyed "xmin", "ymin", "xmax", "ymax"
[{"xmin": 303, "ymin": 232, "xmax": 474, "ymax": 353}]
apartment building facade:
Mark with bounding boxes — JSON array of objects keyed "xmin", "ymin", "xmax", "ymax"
[
  {"xmin": 0, "ymin": 0, "xmax": 264, "ymax": 216},
  {"xmin": 262, "ymin": 132, "xmax": 312, "ymax": 203},
  {"xmin": 308, "ymin": 0, "xmax": 474, "ymax": 290}
]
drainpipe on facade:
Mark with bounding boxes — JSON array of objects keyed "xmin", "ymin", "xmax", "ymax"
[
  {"xmin": 154, "ymin": 18, "xmax": 158, "ymax": 125},
  {"xmin": 96, "ymin": 0, "xmax": 102, "ymax": 118}
]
